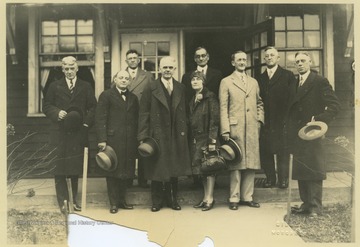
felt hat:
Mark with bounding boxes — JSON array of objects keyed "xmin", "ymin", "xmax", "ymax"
[
  {"xmin": 96, "ymin": 145, "xmax": 118, "ymax": 172},
  {"xmin": 138, "ymin": 137, "xmax": 160, "ymax": 158},
  {"xmin": 219, "ymin": 138, "xmax": 242, "ymax": 162},
  {"xmin": 298, "ymin": 121, "xmax": 328, "ymax": 141},
  {"xmin": 62, "ymin": 106, "xmax": 83, "ymax": 132}
]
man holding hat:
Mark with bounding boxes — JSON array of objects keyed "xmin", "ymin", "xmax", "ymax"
[
  {"xmin": 138, "ymin": 56, "xmax": 191, "ymax": 212},
  {"xmin": 43, "ymin": 56, "xmax": 97, "ymax": 213},
  {"xmin": 219, "ymin": 51, "xmax": 264, "ymax": 210},
  {"xmin": 285, "ymin": 51, "xmax": 340, "ymax": 217},
  {"xmin": 95, "ymin": 70, "xmax": 139, "ymax": 214}
]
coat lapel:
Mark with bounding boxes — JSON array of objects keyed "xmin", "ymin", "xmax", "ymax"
[
  {"xmin": 290, "ymin": 72, "xmax": 316, "ymax": 106},
  {"xmin": 127, "ymin": 69, "xmax": 146, "ymax": 92},
  {"xmin": 245, "ymin": 74, "xmax": 254, "ymax": 96},
  {"xmin": 268, "ymin": 67, "xmax": 282, "ymax": 87},
  {"xmin": 171, "ymin": 80, "xmax": 182, "ymax": 113},
  {"xmin": 152, "ymin": 79, "xmax": 170, "ymax": 111},
  {"xmin": 230, "ymin": 72, "xmax": 246, "ymax": 93}
]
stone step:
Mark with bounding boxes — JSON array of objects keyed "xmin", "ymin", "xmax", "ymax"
[{"xmin": 7, "ymin": 172, "xmax": 352, "ymax": 210}]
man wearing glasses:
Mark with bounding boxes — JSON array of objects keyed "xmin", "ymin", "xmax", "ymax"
[{"xmin": 138, "ymin": 56, "xmax": 191, "ymax": 212}]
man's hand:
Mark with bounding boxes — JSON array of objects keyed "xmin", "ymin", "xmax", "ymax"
[
  {"xmin": 222, "ymin": 133, "xmax": 230, "ymax": 141},
  {"xmin": 58, "ymin": 110, "xmax": 67, "ymax": 121},
  {"xmin": 98, "ymin": 142, "xmax": 107, "ymax": 151}
]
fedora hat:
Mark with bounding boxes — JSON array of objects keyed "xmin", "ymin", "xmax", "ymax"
[
  {"xmin": 96, "ymin": 145, "xmax": 118, "ymax": 172},
  {"xmin": 298, "ymin": 121, "xmax": 328, "ymax": 141},
  {"xmin": 62, "ymin": 106, "xmax": 83, "ymax": 131},
  {"xmin": 219, "ymin": 138, "xmax": 242, "ymax": 162},
  {"xmin": 138, "ymin": 137, "xmax": 160, "ymax": 158}
]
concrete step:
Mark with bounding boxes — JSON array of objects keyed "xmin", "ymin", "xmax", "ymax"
[{"xmin": 7, "ymin": 172, "xmax": 352, "ymax": 210}]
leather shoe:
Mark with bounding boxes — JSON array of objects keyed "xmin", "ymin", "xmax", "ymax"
[
  {"xmin": 279, "ymin": 179, "xmax": 289, "ymax": 189},
  {"xmin": 291, "ymin": 206, "xmax": 309, "ymax": 214},
  {"xmin": 239, "ymin": 201, "xmax": 260, "ymax": 208},
  {"xmin": 60, "ymin": 205, "xmax": 67, "ymax": 214},
  {"xmin": 110, "ymin": 206, "xmax": 118, "ymax": 214},
  {"xmin": 263, "ymin": 180, "xmax": 275, "ymax": 188},
  {"xmin": 151, "ymin": 205, "xmax": 162, "ymax": 212},
  {"xmin": 73, "ymin": 203, "xmax": 82, "ymax": 212},
  {"xmin": 193, "ymin": 201, "xmax": 206, "ymax": 208},
  {"xmin": 118, "ymin": 202, "xmax": 134, "ymax": 210},
  {"xmin": 229, "ymin": 202, "xmax": 238, "ymax": 210},
  {"xmin": 171, "ymin": 202, "xmax": 181, "ymax": 211},
  {"xmin": 202, "ymin": 201, "xmax": 215, "ymax": 211}
]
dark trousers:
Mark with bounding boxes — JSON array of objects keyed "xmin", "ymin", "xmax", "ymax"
[
  {"xmin": 261, "ymin": 151, "xmax": 289, "ymax": 184},
  {"xmin": 298, "ymin": 180, "xmax": 323, "ymax": 214},
  {"xmin": 137, "ymin": 158, "xmax": 147, "ymax": 185},
  {"xmin": 151, "ymin": 177, "xmax": 178, "ymax": 207},
  {"xmin": 55, "ymin": 175, "xmax": 79, "ymax": 208},
  {"xmin": 106, "ymin": 177, "xmax": 128, "ymax": 207}
]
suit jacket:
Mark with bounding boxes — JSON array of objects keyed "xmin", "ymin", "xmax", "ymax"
[
  {"xmin": 219, "ymin": 72, "xmax": 264, "ymax": 170},
  {"xmin": 43, "ymin": 77, "xmax": 97, "ymax": 175},
  {"xmin": 257, "ymin": 66, "xmax": 296, "ymax": 153},
  {"xmin": 285, "ymin": 71, "xmax": 340, "ymax": 180},
  {"xmin": 95, "ymin": 87, "xmax": 139, "ymax": 179},
  {"xmin": 138, "ymin": 78, "xmax": 191, "ymax": 181},
  {"xmin": 181, "ymin": 67, "xmax": 223, "ymax": 103},
  {"xmin": 126, "ymin": 68, "xmax": 154, "ymax": 102}
]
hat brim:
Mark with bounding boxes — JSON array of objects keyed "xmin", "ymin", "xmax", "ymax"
[
  {"xmin": 220, "ymin": 138, "xmax": 242, "ymax": 162},
  {"xmin": 298, "ymin": 121, "xmax": 328, "ymax": 141},
  {"xmin": 138, "ymin": 137, "xmax": 160, "ymax": 158},
  {"xmin": 96, "ymin": 145, "xmax": 118, "ymax": 172}
]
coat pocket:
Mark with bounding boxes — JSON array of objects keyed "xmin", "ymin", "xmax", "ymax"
[{"xmin": 229, "ymin": 117, "xmax": 238, "ymax": 125}]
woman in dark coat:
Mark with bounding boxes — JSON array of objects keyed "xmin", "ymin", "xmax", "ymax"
[
  {"xmin": 95, "ymin": 70, "xmax": 139, "ymax": 214},
  {"xmin": 189, "ymin": 71, "xmax": 220, "ymax": 211}
]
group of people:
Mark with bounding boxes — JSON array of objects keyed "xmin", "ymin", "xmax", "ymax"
[{"xmin": 43, "ymin": 45, "xmax": 340, "ymax": 218}]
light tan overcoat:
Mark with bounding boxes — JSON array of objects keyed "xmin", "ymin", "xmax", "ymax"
[{"xmin": 219, "ymin": 72, "xmax": 264, "ymax": 170}]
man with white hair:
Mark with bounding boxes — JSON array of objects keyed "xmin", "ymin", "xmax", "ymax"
[
  {"xmin": 138, "ymin": 56, "xmax": 191, "ymax": 212},
  {"xmin": 43, "ymin": 56, "xmax": 97, "ymax": 213}
]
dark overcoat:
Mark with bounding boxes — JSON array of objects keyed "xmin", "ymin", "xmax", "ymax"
[
  {"xmin": 285, "ymin": 71, "xmax": 340, "ymax": 180},
  {"xmin": 126, "ymin": 68, "xmax": 154, "ymax": 102},
  {"xmin": 182, "ymin": 67, "xmax": 223, "ymax": 103},
  {"xmin": 257, "ymin": 66, "xmax": 296, "ymax": 154},
  {"xmin": 138, "ymin": 78, "xmax": 192, "ymax": 181},
  {"xmin": 43, "ymin": 77, "xmax": 97, "ymax": 175},
  {"xmin": 189, "ymin": 87, "xmax": 220, "ymax": 175},
  {"xmin": 95, "ymin": 87, "xmax": 139, "ymax": 179}
]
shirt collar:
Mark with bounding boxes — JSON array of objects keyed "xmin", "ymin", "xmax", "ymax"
[
  {"xmin": 161, "ymin": 77, "xmax": 173, "ymax": 90},
  {"xmin": 234, "ymin": 70, "xmax": 246, "ymax": 79},
  {"xmin": 197, "ymin": 65, "xmax": 208, "ymax": 74},
  {"xmin": 299, "ymin": 70, "xmax": 311, "ymax": 82},
  {"xmin": 267, "ymin": 64, "xmax": 278, "ymax": 75},
  {"xmin": 116, "ymin": 87, "xmax": 127, "ymax": 94}
]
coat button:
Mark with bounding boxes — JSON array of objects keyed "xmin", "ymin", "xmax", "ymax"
[
  {"xmin": 247, "ymin": 109, "xmax": 250, "ymax": 112},
  {"xmin": 181, "ymin": 132, "xmax": 185, "ymax": 136}
]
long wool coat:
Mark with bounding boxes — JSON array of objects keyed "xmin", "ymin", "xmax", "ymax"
[
  {"xmin": 257, "ymin": 66, "xmax": 296, "ymax": 154},
  {"xmin": 285, "ymin": 71, "xmax": 340, "ymax": 180},
  {"xmin": 126, "ymin": 68, "xmax": 154, "ymax": 102},
  {"xmin": 43, "ymin": 77, "xmax": 97, "ymax": 175},
  {"xmin": 219, "ymin": 72, "xmax": 264, "ymax": 170},
  {"xmin": 138, "ymin": 78, "xmax": 192, "ymax": 181},
  {"xmin": 189, "ymin": 87, "xmax": 220, "ymax": 175},
  {"xmin": 95, "ymin": 87, "xmax": 139, "ymax": 179}
]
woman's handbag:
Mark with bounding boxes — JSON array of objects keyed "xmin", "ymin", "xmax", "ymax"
[{"xmin": 200, "ymin": 147, "xmax": 227, "ymax": 174}]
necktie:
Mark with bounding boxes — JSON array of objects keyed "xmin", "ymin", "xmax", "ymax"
[
  {"xmin": 268, "ymin": 70, "xmax": 273, "ymax": 79},
  {"xmin": 165, "ymin": 81, "xmax": 172, "ymax": 96},
  {"xmin": 240, "ymin": 74, "xmax": 246, "ymax": 87},
  {"xmin": 131, "ymin": 70, "xmax": 136, "ymax": 79},
  {"xmin": 299, "ymin": 76, "xmax": 304, "ymax": 87},
  {"xmin": 120, "ymin": 90, "xmax": 126, "ymax": 101},
  {"xmin": 69, "ymin": 79, "xmax": 74, "ymax": 94},
  {"xmin": 201, "ymin": 69, "xmax": 206, "ymax": 79}
]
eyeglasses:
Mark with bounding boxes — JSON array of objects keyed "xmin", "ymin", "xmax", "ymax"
[
  {"xmin": 194, "ymin": 54, "xmax": 208, "ymax": 59},
  {"xmin": 162, "ymin": 66, "xmax": 174, "ymax": 69}
]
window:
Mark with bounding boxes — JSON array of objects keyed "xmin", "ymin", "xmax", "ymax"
[{"xmin": 129, "ymin": 41, "xmax": 170, "ymax": 79}]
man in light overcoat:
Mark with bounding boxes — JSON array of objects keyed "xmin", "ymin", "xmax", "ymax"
[
  {"xmin": 138, "ymin": 56, "xmax": 191, "ymax": 212},
  {"xmin": 219, "ymin": 50, "xmax": 264, "ymax": 210}
]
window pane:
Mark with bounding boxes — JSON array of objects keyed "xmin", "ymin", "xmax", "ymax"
[
  {"xmin": 253, "ymin": 34, "xmax": 259, "ymax": 49},
  {"xmin": 77, "ymin": 20, "xmax": 93, "ymax": 35},
  {"xmin": 278, "ymin": 51, "xmax": 286, "ymax": 67},
  {"xmin": 59, "ymin": 20, "xmax": 76, "ymax": 35},
  {"xmin": 129, "ymin": 43, "xmax": 142, "ymax": 55},
  {"xmin": 252, "ymin": 51, "xmax": 260, "ymax": 66},
  {"xmin": 304, "ymin": 15, "xmax": 320, "ymax": 30},
  {"xmin": 310, "ymin": 51, "xmax": 320, "ymax": 67},
  {"xmin": 244, "ymin": 38, "xmax": 251, "ymax": 51},
  {"xmin": 286, "ymin": 51, "xmax": 297, "ymax": 67},
  {"xmin": 274, "ymin": 17, "xmax": 285, "ymax": 31},
  {"xmin": 287, "ymin": 32, "xmax": 303, "ymax": 47},
  {"xmin": 158, "ymin": 42, "xmax": 170, "ymax": 56},
  {"xmin": 247, "ymin": 53, "xmax": 251, "ymax": 66},
  {"xmin": 275, "ymin": 32, "xmax": 286, "ymax": 48},
  {"xmin": 144, "ymin": 42, "xmax": 156, "ymax": 56},
  {"xmin": 77, "ymin": 36, "xmax": 94, "ymax": 52},
  {"xmin": 42, "ymin": 37, "xmax": 58, "ymax": 53},
  {"xmin": 144, "ymin": 57, "xmax": 156, "ymax": 72},
  {"xmin": 260, "ymin": 32, "xmax": 267, "ymax": 47},
  {"xmin": 304, "ymin": 31, "xmax": 320, "ymax": 47},
  {"xmin": 59, "ymin": 36, "xmax": 76, "ymax": 52},
  {"xmin": 42, "ymin": 21, "xmax": 58, "ymax": 35},
  {"xmin": 287, "ymin": 16, "xmax": 303, "ymax": 30}
]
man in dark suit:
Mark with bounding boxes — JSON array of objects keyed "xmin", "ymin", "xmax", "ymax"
[
  {"xmin": 96, "ymin": 70, "xmax": 139, "ymax": 213},
  {"xmin": 257, "ymin": 46, "xmax": 297, "ymax": 189},
  {"xmin": 181, "ymin": 47, "xmax": 222, "ymax": 187},
  {"xmin": 138, "ymin": 56, "xmax": 191, "ymax": 212},
  {"xmin": 285, "ymin": 51, "xmax": 340, "ymax": 217},
  {"xmin": 125, "ymin": 49, "xmax": 154, "ymax": 188},
  {"xmin": 43, "ymin": 56, "xmax": 97, "ymax": 213}
]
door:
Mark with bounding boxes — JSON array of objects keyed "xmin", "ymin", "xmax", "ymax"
[{"xmin": 121, "ymin": 33, "xmax": 179, "ymax": 80}]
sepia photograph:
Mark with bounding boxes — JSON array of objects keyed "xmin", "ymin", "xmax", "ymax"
[{"xmin": 3, "ymin": 1, "xmax": 357, "ymax": 246}]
